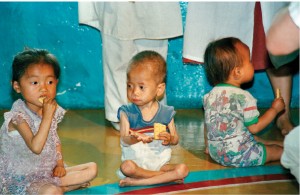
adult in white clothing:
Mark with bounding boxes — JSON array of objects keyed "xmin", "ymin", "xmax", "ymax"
[
  {"xmin": 78, "ymin": 2, "xmax": 183, "ymax": 130},
  {"xmin": 266, "ymin": 2, "xmax": 300, "ymax": 56},
  {"xmin": 281, "ymin": 126, "xmax": 299, "ymax": 183},
  {"xmin": 183, "ymin": 2, "xmax": 287, "ymax": 64},
  {"xmin": 183, "ymin": 2, "xmax": 296, "ymax": 135},
  {"xmin": 266, "ymin": 2, "xmax": 299, "ymax": 184}
]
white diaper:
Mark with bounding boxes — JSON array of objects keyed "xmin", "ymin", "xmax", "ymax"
[{"xmin": 117, "ymin": 140, "xmax": 172, "ymax": 179}]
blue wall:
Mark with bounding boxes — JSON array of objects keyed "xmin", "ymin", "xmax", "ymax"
[{"xmin": 0, "ymin": 2, "xmax": 298, "ymax": 109}]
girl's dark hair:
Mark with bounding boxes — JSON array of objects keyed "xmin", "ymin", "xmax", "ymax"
[
  {"xmin": 203, "ymin": 37, "xmax": 243, "ymax": 86},
  {"xmin": 12, "ymin": 48, "xmax": 60, "ymax": 82},
  {"xmin": 127, "ymin": 50, "xmax": 166, "ymax": 83}
]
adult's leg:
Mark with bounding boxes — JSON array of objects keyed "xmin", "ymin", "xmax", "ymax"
[
  {"xmin": 254, "ymin": 2, "xmax": 295, "ymax": 135},
  {"xmin": 135, "ymin": 39, "xmax": 168, "ymax": 60},
  {"xmin": 266, "ymin": 65, "xmax": 294, "ymax": 135},
  {"xmin": 102, "ymin": 34, "xmax": 137, "ymax": 125}
]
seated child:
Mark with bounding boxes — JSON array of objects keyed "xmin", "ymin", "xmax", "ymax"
[
  {"xmin": 117, "ymin": 50, "xmax": 189, "ymax": 187},
  {"xmin": 203, "ymin": 37, "xmax": 285, "ymax": 167},
  {"xmin": 0, "ymin": 48, "xmax": 97, "ymax": 194}
]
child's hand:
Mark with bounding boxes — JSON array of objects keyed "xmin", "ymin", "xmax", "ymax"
[
  {"xmin": 271, "ymin": 98, "xmax": 285, "ymax": 113},
  {"xmin": 158, "ymin": 131, "xmax": 172, "ymax": 145},
  {"xmin": 132, "ymin": 132, "xmax": 153, "ymax": 143},
  {"xmin": 52, "ymin": 165, "xmax": 66, "ymax": 177},
  {"xmin": 42, "ymin": 98, "xmax": 57, "ymax": 118}
]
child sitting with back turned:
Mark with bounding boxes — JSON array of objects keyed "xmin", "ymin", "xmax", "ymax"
[
  {"xmin": 203, "ymin": 37, "xmax": 285, "ymax": 167},
  {"xmin": 0, "ymin": 49, "xmax": 97, "ymax": 194},
  {"xmin": 117, "ymin": 50, "xmax": 189, "ymax": 187}
]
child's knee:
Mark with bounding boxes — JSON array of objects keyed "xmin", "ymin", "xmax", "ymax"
[
  {"xmin": 120, "ymin": 160, "xmax": 137, "ymax": 177},
  {"xmin": 88, "ymin": 162, "xmax": 98, "ymax": 178},
  {"xmin": 175, "ymin": 164, "xmax": 189, "ymax": 178}
]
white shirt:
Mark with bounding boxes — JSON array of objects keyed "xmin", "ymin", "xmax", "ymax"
[
  {"xmin": 78, "ymin": 2, "xmax": 183, "ymax": 40},
  {"xmin": 183, "ymin": 2, "xmax": 288, "ymax": 63},
  {"xmin": 289, "ymin": 2, "xmax": 300, "ymax": 28}
]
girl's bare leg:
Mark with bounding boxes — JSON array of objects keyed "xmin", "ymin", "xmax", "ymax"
[
  {"xmin": 119, "ymin": 163, "xmax": 188, "ymax": 187},
  {"xmin": 60, "ymin": 182, "xmax": 90, "ymax": 192},
  {"xmin": 60, "ymin": 162, "xmax": 97, "ymax": 192},
  {"xmin": 266, "ymin": 66, "xmax": 294, "ymax": 135},
  {"xmin": 38, "ymin": 184, "xmax": 63, "ymax": 195}
]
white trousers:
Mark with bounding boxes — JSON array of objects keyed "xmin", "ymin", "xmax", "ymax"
[
  {"xmin": 102, "ymin": 33, "xmax": 168, "ymax": 122},
  {"xmin": 281, "ymin": 126, "xmax": 299, "ymax": 183}
]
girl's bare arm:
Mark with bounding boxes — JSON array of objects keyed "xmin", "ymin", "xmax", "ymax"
[
  {"xmin": 53, "ymin": 143, "xmax": 66, "ymax": 177},
  {"xmin": 14, "ymin": 98, "xmax": 57, "ymax": 154}
]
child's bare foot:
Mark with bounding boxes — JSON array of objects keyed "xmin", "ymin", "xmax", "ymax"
[
  {"xmin": 174, "ymin": 179, "xmax": 184, "ymax": 184},
  {"xmin": 276, "ymin": 115, "xmax": 294, "ymax": 136},
  {"xmin": 119, "ymin": 177, "xmax": 184, "ymax": 187},
  {"xmin": 61, "ymin": 182, "xmax": 91, "ymax": 192},
  {"xmin": 80, "ymin": 182, "xmax": 90, "ymax": 188},
  {"xmin": 119, "ymin": 177, "xmax": 136, "ymax": 187}
]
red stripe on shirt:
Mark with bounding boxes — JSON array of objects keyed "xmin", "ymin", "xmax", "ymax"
[{"xmin": 244, "ymin": 106, "xmax": 257, "ymax": 111}]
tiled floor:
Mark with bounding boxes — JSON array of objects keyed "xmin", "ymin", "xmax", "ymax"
[{"xmin": 0, "ymin": 108, "xmax": 299, "ymax": 194}]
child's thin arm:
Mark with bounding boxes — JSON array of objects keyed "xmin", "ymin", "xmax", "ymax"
[
  {"xmin": 247, "ymin": 98, "xmax": 285, "ymax": 134},
  {"xmin": 119, "ymin": 111, "xmax": 139, "ymax": 145},
  {"xmin": 169, "ymin": 119, "xmax": 179, "ymax": 145},
  {"xmin": 53, "ymin": 143, "xmax": 66, "ymax": 177},
  {"xmin": 160, "ymin": 119, "xmax": 179, "ymax": 145}
]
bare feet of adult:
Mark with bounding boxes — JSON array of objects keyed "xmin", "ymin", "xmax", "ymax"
[{"xmin": 277, "ymin": 114, "xmax": 294, "ymax": 136}]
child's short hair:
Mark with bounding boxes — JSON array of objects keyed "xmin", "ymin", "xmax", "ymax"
[
  {"xmin": 12, "ymin": 48, "xmax": 60, "ymax": 82},
  {"xmin": 204, "ymin": 37, "xmax": 244, "ymax": 86},
  {"xmin": 127, "ymin": 50, "xmax": 166, "ymax": 83}
]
